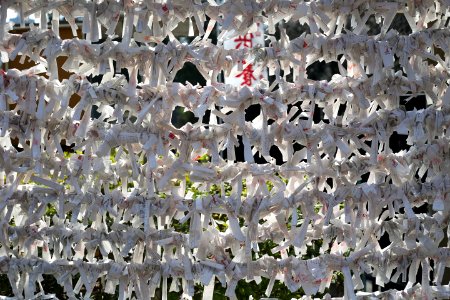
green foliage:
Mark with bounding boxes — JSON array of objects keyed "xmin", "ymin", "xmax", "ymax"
[
  {"xmin": 46, "ymin": 204, "xmax": 57, "ymax": 218},
  {"xmin": 195, "ymin": 153, "xmax": 211, "ymax": 163}
]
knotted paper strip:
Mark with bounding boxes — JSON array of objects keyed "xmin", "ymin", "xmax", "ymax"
[{"xmin": 1, "ymin": 0, "xmax": 450, "ymax": 299}]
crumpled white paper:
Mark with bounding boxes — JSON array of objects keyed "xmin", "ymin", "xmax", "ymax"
[{"xmin": 1, "ymin": 0, "xmax": 450, "ymax": 299}]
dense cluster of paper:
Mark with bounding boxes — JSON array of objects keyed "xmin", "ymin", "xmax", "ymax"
[{"xmin": 1, "ymin": 0, "xmax": 450, "ymax": 299}]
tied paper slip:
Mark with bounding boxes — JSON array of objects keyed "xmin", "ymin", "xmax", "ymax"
[
  {"xmin": 223, "ymin": 23, "xmax": 267, "ymax": 88},
  {"xmin": 0, "ymin": 1, "xmax": 449, "ymax": 300}
]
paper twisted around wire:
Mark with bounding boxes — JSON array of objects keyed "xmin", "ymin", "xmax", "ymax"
[{"xmin": 1, "ymin": 0, "xmax": 450, "ymax": 299}]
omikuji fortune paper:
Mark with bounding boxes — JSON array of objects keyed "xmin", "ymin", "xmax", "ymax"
[{"xmin": 1, "ymin": 1, "xmax": 450, "ymax": 300}]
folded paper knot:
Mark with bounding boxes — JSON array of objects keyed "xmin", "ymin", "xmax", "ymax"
[{"xmin": 1, "ymin": 0, "xmax": 449, "ymax": 299}]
